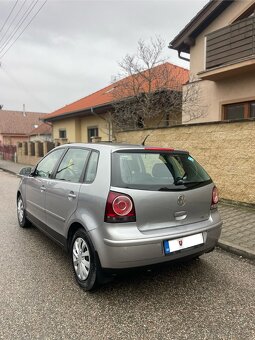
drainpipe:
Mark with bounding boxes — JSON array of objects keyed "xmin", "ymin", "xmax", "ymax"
[{"xmin": 178, "ymin": 50, "xmax": 190, "ymax": 62}]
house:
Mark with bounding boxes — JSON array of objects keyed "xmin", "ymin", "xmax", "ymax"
[
  {"xmin": 43, "ymin": 62, "xmax": 188, "ymax": 143},
  {"xmin": 29, "ymin": 122, "xmax": 52, "ymax": 142},
  {"xmin": 170, "ymin": 0, "xmax": 255, "ymax": 123},
  {"xmin": 0, "ymin": 110, "xmax": 45, "ymax": 146}
]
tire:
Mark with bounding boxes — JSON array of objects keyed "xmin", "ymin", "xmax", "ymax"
[
  {"xmin": 17, "ymin": 195, "xmax": 31, "ymax": 228},
  {"xmin": 71, "ymin": 228, "xmax": 103, "ymax": 291}
]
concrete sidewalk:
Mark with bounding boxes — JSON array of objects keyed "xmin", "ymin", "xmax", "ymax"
[
  {"xmin": 0, "ymin": 159, "xmax": 30, "ymax": 175},
  {"xmin": 0, "ymin": 159, "xmax": 254, "ymax": 261}
]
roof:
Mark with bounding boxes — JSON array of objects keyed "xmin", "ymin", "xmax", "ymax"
[
  {"xmin": 29, "ymin": 122, "xmax": 52, "ymax": 136},
  {"xmin": 43, "ymin": 62, "xmax": 189, "ymax": 122},
  {"xmin": 0, "ymin": 110, "xmax": 45, "ymax": 135},
  {"xmin": 169, "ymin": 0, "xmax": 233, "ymax": 54},
  {"xmin": 55, "ymin": 142, "xmax": 145, "ymax": 152},
  {"xmin": 54, "ymin": 142, "xmax": 179, "ymax": 153}
]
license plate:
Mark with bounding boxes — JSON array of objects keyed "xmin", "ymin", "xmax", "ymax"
[{"xmin": 163, "ymin": 233, "xmax": 204, "ymax": 254}]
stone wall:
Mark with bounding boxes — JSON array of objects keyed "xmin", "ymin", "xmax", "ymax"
[{"xmin": 116, "ymin": 120, "xmax": 255, "ymax": 204}]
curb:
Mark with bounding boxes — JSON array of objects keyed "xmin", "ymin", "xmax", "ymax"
[
  {"xmin": 0, "ymin": 167, "xmax": 18, "ymax": 176},
  {"xmin": 217, "ymin": 240, "xmax": 255, "ymax": 261}
]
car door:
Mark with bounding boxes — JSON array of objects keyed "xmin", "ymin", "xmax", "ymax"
[
  {"xmin": 45, "ymin": 147, "xmax": 90, "ymax": 241},
  {"xmin": 25, "ymin": 148, "xmax": 65, "ymax": 228}
]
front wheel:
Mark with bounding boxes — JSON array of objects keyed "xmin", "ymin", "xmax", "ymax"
[
  {"xmin": 17, "ymin": 195, "xmax": 31, "ymax": 228},
  {"xmin": 71, "ymin": 228, "xmax": 103, "ymax": 291}
]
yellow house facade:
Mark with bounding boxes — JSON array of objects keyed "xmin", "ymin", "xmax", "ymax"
[
  {"xmin": 51, "ymin": 115, "xmax": 111, "ymax": 144},
  {"xmin": 43, "ymin": 63, "xmax": 188, "ymax": 143}
]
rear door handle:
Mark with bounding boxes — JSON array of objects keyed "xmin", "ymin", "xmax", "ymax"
[
  {"xmin": 68, "ymin": 192, "xmax": 76, "ymax": 199},
  {"xmin": 40, "ymin": 185, "xmax": 46, "ymax": 192}
]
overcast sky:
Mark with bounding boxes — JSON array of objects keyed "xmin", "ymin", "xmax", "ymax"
[{"xmin": 0, "ymin": 0, "xmax": 208, "ymax": 114}]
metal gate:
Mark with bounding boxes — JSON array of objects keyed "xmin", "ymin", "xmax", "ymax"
[{"xmin": 0, "ymin": 145, "xmax": 17, "ymax": 161}]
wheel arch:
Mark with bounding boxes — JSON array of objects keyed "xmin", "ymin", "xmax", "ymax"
[
  {"xmin": 67, "ymin": 222, "xmax": 87, "ymax": 252},
  {"xmin": 17, "ymin": 190, "xmax": 21, "ymax": 200}
]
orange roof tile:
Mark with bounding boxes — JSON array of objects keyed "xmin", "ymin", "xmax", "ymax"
[{"xmin": 44, "ymin": 62, "xmax": 189, "ymax": 121}]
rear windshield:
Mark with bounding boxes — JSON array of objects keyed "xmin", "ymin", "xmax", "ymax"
[{"xmin": 111, "ymin": 151, "xmax": 211, "ymax": 191}]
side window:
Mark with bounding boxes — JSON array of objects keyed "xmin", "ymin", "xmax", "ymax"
[
  {"xmin": 59, "ymin": 129, "xmax": 66, "ymax": 139},
  {"xmin": 87, "ymin": 127, "xmax": 98, "ymax": 143},
  {"xmin": 84, "ymin": 151, "xmax": 99, "ymax": 183},
  {"xmin": 55, "ymin": 148, "xmax": 90, "ymax": 183},
  {"xmin": 36, "ymin": 149, "xmax": 64, "ymax": 178}
]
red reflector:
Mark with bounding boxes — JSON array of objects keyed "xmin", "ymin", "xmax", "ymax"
[
  {"xmin": 144, "ymin": 147, "xmax": 174, "ymax": 151},
  {"xmin": 113, "ymin": 195, "xmax": 133, "ymax": 216}
]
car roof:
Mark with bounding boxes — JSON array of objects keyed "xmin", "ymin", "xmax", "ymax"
[
  {"xmin": 54, "ymin": 143, "xmax": 187, "ymax": 153},
  {"xmin": 55, "ymin": 143, "xmax": 145, "ymax": 152}
]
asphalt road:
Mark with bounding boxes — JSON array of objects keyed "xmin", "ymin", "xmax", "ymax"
[{"xmin": 0, "ymin": 170, "xmax": 254, "ymax": 340}]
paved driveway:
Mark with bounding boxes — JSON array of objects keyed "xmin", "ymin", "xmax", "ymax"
[{"xmin": 0, "ymin": 170, "xmax": 254, "ymax": 340}]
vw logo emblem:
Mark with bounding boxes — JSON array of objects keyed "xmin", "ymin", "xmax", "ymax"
[{"xmin": 177, "ymin": 195, "xmax": 186, "ymax": 207}]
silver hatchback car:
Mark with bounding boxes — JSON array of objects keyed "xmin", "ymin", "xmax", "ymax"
[{"xmin": 17, "ymin": 143, "xmax": 222, "ymax": 290}]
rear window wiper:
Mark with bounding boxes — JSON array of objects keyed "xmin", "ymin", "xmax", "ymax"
[
  {"xmin": 158, "ymin": 187, "xmax": 172, "ymax": 191},
  {"xmin": 174, "ymin": 176, "xmax": 185, "ymax": 185}
]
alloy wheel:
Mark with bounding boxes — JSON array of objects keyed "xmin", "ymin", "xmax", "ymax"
[
  {"xmin": 72, "ymin": 237, "xmax": 90, "ymax": 281},
  {"xmin": 17, "ymin": 197, "xmax": 24, "ymax": 223}
]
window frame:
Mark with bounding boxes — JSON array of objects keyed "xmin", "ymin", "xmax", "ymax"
[
  {"xmin": 87, "ymin": 126, "xmax": 99, "ymax": 143},
  {"xmin": 222, "ymin": 101, "xmax": 255, "ymax": 121},
  {"xmin": 59, "ymin": 129, "xmax": 67, "ymax": 139}
]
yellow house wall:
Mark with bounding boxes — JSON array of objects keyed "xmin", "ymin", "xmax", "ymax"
[
  {"xmin": 52, "ymin": 114, "xmax": 112, "ymax": 143},
  {"xmin": 52, "ymin": 118, "xmax": 79, "ymax": 143},
  {"xmin": 184, "ymin": 0, "xmax": 255, "ymax": 124},
  {"xmin": 116, "ymin": 121, "xmax": 255, "ymax": 204},
  {"xmin": 80, "ymin": 114, "xmax": 111, "ymax": 143}
]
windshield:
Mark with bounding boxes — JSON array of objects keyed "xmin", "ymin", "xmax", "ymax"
[{"xmin": 111, "ymin": 151, "xmax": 211, "ymax": 191}]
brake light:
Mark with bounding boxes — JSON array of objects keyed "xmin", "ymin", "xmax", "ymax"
[
  {"xmin": 211, "ymin": 186, "xmax": 219, "ymax": 209},
  {"xmin": 144, "ymin": 147, "xmax": 174, "ymax": 151},
  {"xmin": 105, "ymin": 191, "xmax": 136, "ymax": 223}
]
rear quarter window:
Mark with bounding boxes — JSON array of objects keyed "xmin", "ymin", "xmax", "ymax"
[{"xmin": 84, "ymin": 151, "xmax": 99, "ymax": 183}]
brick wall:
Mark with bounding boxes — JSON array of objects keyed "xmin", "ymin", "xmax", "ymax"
[{"xmin": 116, "ymin": 120, "xmax": 255, "ymax": 204}]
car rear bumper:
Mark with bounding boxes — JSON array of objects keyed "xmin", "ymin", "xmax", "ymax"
[{"xmin": 89, "ymin": 219, "xmax": 222, "ymax": 269}]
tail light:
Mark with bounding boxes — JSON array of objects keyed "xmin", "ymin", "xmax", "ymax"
[
  {"xmin": 104, "ymin": 191, "xmax": 136, "ymax": 223},
  {"xmin": 211, "ymin": 186, "xmax": 219, "ymax": 209}
]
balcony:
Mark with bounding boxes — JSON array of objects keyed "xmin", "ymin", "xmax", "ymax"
[{"xmin": 198, "ymin": 16, "xmax": 255, "ymax": 81}]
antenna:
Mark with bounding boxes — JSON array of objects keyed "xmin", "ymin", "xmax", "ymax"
[{"xmin": 141, "ymin": 134, "xmax": 150, "ymax": 146}]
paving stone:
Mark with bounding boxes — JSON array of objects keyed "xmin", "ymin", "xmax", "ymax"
[{"xmin": 219, "ymin": 203, "xmax": 255, "ymax": 259}]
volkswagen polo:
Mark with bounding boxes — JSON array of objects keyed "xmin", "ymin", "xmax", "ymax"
[{"xmin": 17, "ymin": 143, "xmax": 222, "ymax": 291}]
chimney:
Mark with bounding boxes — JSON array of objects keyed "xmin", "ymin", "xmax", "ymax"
[{"xmin": 23, "ymin": 104, "xmax": 26, "ymax": 117}]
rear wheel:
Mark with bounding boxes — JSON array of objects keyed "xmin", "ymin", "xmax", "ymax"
[
  {"xmin": 17, "ymin": 195, "xmax": 31, "ymax": 228},
  {"xmin": 71, "ymin": 228, "xmax": 104, "ymax": 291}
]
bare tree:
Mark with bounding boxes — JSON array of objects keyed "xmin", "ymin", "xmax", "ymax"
[
  {"xmin": 181, "ymin": 77, "xmax": 207, "ymax": 124},
  {"xmin": 88, "ymin": 37, "xmax": 207, "ymax": 142},
  {"xmin": 111, "ymin": 36, "xmax": 206, "ymax": 131}
]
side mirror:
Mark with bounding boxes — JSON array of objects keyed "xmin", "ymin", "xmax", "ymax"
[{"xmin": 18, "ymin": 167, "xmax": 32, "ymax": 177}]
